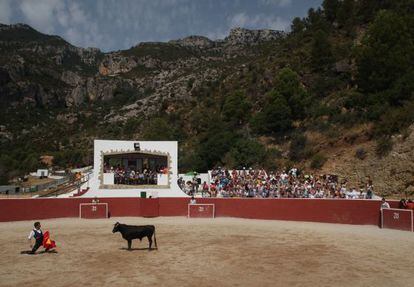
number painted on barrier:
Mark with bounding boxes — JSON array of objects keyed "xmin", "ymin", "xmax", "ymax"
[
  {"xmin": 92, "ymin": 206, "xmax": 97, "ymax": 212},
  {"xmin": 198, "ymin": 207, "xmax": 205, "ymax": 212},
  {"xmin": 393, "ymin": 212, "xmax": 399, "ymax": 220}
]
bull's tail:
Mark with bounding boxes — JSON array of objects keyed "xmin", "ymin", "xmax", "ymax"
[{"xmin": 153, "ymin": 228, "xmax": 158, "ymax": 249}]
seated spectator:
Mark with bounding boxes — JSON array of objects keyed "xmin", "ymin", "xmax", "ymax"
[
  {"xmin": 399, "ymin": 199, "xmax": 408, "ymax": 209},
  {"xmin": 202, "ymin": 181, "xmax": 209, "ymax": 197},
  {"xmin": 197, "ymin": 167, "xmax": 374, "ymax": 199},
  {"xmin": 105, "ymin": 164, "xmax": 160, "ymax": 186},
  {"xmin": 380, "ymin": 198, "xmax": 390, "ymax": 209}
]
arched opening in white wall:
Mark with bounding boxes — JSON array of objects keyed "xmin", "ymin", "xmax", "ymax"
[{"xmin": 101, "ymin": 151, "xmax": 170, "ymax": 188}]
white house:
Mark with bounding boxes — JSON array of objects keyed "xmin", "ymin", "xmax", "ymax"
[{"xmin": 36, "ymin": 169, "xmax": 49, "ymax": 178}]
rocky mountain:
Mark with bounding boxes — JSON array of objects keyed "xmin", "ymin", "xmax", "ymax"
[
  {"xmin": 0, "ymin": 23, "xmax": 103, "ymax": 107},
  {"xmin": 0, "ymin": 23, "xmax": 284, "ymax": 176},
  {"xmin": 1, "ymin": 0, "xmax": 414, "ymax": 197},
  {"xmin": 0, "ymin": 25, "xmax": 282, "ymax": 109}
]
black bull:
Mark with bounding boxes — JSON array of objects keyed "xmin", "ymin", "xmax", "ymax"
[{"xmin": 112, "ymin": 222, "xmax": 158, "ymax": 250}]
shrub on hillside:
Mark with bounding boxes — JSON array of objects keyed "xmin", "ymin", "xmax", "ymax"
[
  {"xmin": 373, "ymin": 103, "xmax": 414, "ymax": 137},
  {"xmin": 310, "ymin": 153, "xmax": 327, "ymax": 169},
  {"xmin": 375, "ymin": 137, "xmax": 393, "ymax": 157},
  {"xmin": 263, "ymin": 148, "xmax": 282, "ymax": 170},
  {"xmin": 187, "ymin": 78, "xmax": 195, "ymax": 91},
  {"xmin": 288, "ymin": 134, "xmax": 309, "ymax": 161},
  {"xmin": 355, "ymin": 147, "xmax": 367, "ymax": 160}
]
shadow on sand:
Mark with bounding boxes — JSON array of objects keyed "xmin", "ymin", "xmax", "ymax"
[
  {"xmin": 20, "ymin": 250, "xmax": 58, "ymax": 255},
  {"xmin": 119, "ymin": 247, "xmax": 158, "ymax": 251}
]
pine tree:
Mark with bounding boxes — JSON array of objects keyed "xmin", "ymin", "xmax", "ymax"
[
  {"xmin": 311, "ymin": 30, "xmax": 334, "ymax": 72},
  {"xmin": 337, "ymin": 0, "xmax": 356, "ymax": 35},
  {"xmin": 322, "ymin": 0, "xmax": 340, "ymax": 23}
]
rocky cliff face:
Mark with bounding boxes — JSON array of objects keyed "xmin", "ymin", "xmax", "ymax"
[
  {"xmin": 169, "ymin": 35, "xmax": 215, "ymax": 48},
  {"xmin": 0, "ymin": 24, "xmax": 106, "ymax": 107},
  {"xmin": 224, "ymin": 27, "xmax": 285, "ymax": 45},
  {"xmin": 1, "ymin": 24, "xmax": 276, "ymax": 111},
  {"xmin": 98, "ymin": 52, "xmax": 138, "ymax": 76}
]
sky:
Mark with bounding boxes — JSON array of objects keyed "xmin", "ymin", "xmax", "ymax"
[{"xmin": 0, "ymin": 0, "xmax": 322, "ymax": 52}]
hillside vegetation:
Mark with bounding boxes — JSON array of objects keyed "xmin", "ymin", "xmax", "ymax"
[{"xmin": 1, "ymin": 0, "xmax": 414, "ymax": 196}]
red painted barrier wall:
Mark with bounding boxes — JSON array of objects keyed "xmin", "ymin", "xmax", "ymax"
[
  {"xmin": 0, "ymin": 198, "xmax": 141, "ymax": 222},
  {"xmin": 158, "ymin": 198, "xmax": 386, "ymax": 225},
  {"xmin": 382, "ymin": 208, "xmax": 413, "ymax": 232},
  {"xmin": 140, "ymin": 199, "xmax": 159, "ymax": 217},
  {"xmin": 0, "ymin": 197, "xmax": 396, "ymax": 226}
]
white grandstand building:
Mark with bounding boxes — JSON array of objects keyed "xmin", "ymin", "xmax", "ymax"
[{"xmin": 76, "ymin": 140, "xmax": 186, "ymax": 198}]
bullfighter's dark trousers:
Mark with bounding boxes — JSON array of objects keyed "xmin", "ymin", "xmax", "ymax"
[{"xmin": 30, "ymin": 237, "xmax": 43, "ymax": 254}]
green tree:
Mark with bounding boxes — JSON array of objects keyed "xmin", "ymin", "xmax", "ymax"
[
  {"xmin": 337, "ymin": 0, "xmax": 356, "ymax": 35},
  {"xmin": 141, "ymin": 117, "xmax": 180, "ymax": 141},
  {"xmin": 306, "ymin": 8, "xmax": 330, "ymax": 32},
  {"xmin": 194, "ymin": 127, "xmax": 238, "ymax": 171},
  {"xmin": 251, "ymin": 91, "xmax": 292, "ymax": 135},
  {"xmin": 356, "ymin": 0, "xmax": 390, "ymax": 23},
  {"xmin": 291, "ymin": 17, "xmax": 305, "ymax": 34},
  {"xmin": 391, "ymin": 0, "xmax": 414, "ymax": 16},
  {"xmin": 222, "ymin": 90, "xmax": 251, "ymax": 125},
  {"xmin": 179, "ymin": 148, "xmax": 204, "ymax": 173},
  {"xmin": 388, "ymin": 71, "xmax": 414, "ymax": 105},
  {"xmin": 311, "ymin": 29, "xmax": 334, "ymax": 72},
  {"xmin": 224, "ymin": 138, "xmax": 266, "ymax": 169},
  {"xmin": 262, "ymin": 92, "xmax": 292, "ymax": 133},
  {"xmin": 356, "ymin": 11, "xmax": 414, "ymax": 94},
  {"xmin": 275, "ymin": 68, "xmax": 309, "ymax": 119},
  {"xmin": 22, "ymin": 153, "xmax": 40, "ymax": 172},
  {"xmin": 322, "ymin": 0, "xmax": 340, "ymax": 23},
  {"xmin": 123, "ymin": 117, "xmax": 142, "ymax": 137}
]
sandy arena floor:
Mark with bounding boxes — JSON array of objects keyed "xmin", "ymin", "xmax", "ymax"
[{"xmin": 0, "ymin": 217, "xmax": 413, "ymax": 287}]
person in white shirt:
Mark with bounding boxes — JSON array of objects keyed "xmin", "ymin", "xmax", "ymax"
[
  {"xmin": 280, "ymin": 172, "xmax": 288, "ymax": 184},
  {"xmin": 190, "ymin": 196, "xmax": 196, "ymax": 204},
  {"xmin": 351, "ymin": 188, "xmax": 359, "ymax": 199},
  {"xmin": 289, "ymin": 168, "xmax": 298, "ymax": 178},
  {"xmin": 347, "ymin": 188, "xmax": 358, "ymax": 199},
  {"xmin": 28, "ymin": 221, "xmax": 44, "ymax": 254},
  {"xmin": 380, "ymin": 198, "xmax": 390, "ymax": 209}
]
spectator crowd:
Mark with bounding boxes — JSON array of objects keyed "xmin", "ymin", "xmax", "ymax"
[
  {"xmin": 399, "ymin": 198, "xmax": 414, "ymax": 211},
  {"xmin": 180, "ymin": 167, "xmax": 375, "ymax": 199},
  {"xmin": 104, "ymin": 164, "xmax": 166, "ymax": 185}
]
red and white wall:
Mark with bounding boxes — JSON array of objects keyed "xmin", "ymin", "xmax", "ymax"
[{"xmin": 0, "ymin": 198, "xmax": 397, "ymax": 226}]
